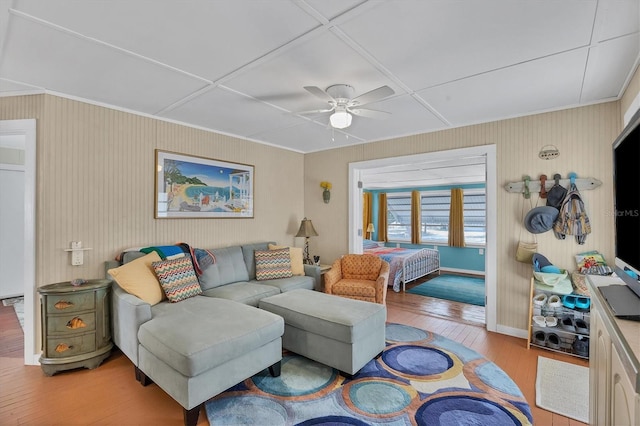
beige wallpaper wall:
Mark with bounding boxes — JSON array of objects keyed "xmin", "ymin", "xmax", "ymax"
[
  {"xmin": 0, "ymin": 94, "xmax": 305, "ymax": 286},
  {"xmin": 1, "ymin": 70, "xmax": 638, "ymax": 342},
  {"xmin": 305, "ymin": 102, "xmax": 622, "ymax": 331}
]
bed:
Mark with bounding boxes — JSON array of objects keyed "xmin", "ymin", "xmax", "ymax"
[{"xmin": 363, "ymin": 240, "xmax": 440, "ymax": 292}]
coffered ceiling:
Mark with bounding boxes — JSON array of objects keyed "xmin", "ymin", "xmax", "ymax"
[{"xmin": 1, "ymin": 0, "xmax": 639, "ymax": 154}]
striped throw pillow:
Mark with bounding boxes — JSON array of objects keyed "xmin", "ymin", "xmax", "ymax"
[
  {"xmin": 255, "ymin": 248, "xmax": 293, "ymax": 281},
  {"xmin": 152, "ymin": 256, "xmax": 202, "ymax": 302}
]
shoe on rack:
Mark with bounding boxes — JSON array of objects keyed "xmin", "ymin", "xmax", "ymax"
[
  {"xmin": 560, "ymin": 315, "xmax": 576, "ymax": 332},
  {"xmin": 562, "ymin": 295, "xmax": 576, "ymax": 309},
  {"xmin": 547, "ymin": 294, "xmax": 562, "ymax": 308},
  {"xmin": 575, "ymin": 297, "xmax": 590, "ymax": 310},
  {"xmin": 533, "ymin": 315, "xmax": 547, "ymax": 327},
  {"xmin": 533, "ymin": 293, "xmax": 547, "ymax": 316},
  {"xmin": 534, "ymin": 331, "xmax": 546, "ymax": 346},
  {"xmin": 534, "ymin": 293, "xmax": 548, "ymax": 306},
  {"xmin": 547, "ymin": 333, "xmax": 561, "ymax": 350},
  {"xmin": 533, "ymin": 315, "xmax": 557, "ymax": 327},
  {"xmin": 573, "ymin": 336, "xmax": 589, "ymax": 357},
  {"xmin": 575, "ymin": 318, "xmax": 589, "ymax": 335}
]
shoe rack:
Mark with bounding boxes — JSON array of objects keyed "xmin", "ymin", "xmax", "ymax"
[{"xmin": 527, "ymin": 277, "xmax": 590, "ymax": 359}]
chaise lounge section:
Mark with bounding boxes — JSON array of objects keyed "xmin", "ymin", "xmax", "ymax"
[{"xmin": 106, "ymin": 241, "xmax": 320, "ymax": 425}]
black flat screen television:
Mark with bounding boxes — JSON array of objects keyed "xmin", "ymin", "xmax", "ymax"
[{"xmin": 612, "ymin": 107, "xmax": 640, "ymax": 295}]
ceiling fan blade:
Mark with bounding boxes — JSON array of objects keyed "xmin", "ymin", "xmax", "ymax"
[
  {"xmin": 303, "ymin": 86, "xmax": 335, "ymax": 103},
  {"xmin": 350, "ymin": 85, "xmax": 395, "ymax": 106},
  {"xmin": 295, "ymin": 107, "xmax": 335, "ymax": 115},
  {"xmin": 349, "ymin": 108, "xmax": 391, "ymax": 120}
]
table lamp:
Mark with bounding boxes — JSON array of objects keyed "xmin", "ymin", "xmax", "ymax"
[
  {"xmin": 295, "ymin": 217, "xmax": 318, "ymax": 264},
  {"xmin": 366, "ymin": 223, "xmax": 375, "ymax": 239}
]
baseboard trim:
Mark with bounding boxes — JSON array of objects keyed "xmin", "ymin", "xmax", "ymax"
[
  {"xmin": 440, "ymin": 267, "xmax": 485, "ymax": 276},
  {"xmin": 496, "ymin": 324, "xmax": 528, "ymax": 339}
]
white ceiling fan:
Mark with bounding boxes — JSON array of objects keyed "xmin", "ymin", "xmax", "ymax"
[{"xmin": 297, "ymin": 84, "xmax": 395, "ymax": 129}]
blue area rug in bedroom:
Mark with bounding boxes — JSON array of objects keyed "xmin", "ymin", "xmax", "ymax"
[
  {"xmin": 205, "ymin": 323, "xmax": 531, "ymax": 425},
  {"xmin": 408, "ymin": 274, "xmax": 486, "ymax": 306}
]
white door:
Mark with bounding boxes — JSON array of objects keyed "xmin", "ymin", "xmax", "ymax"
[{"xmin": 0, "ymin": 165, "xmax": 25, "ymax": 298}]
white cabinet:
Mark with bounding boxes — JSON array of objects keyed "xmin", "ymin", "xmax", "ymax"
[
  {"xmin": 590, "ymin": 309, "xmax": 610, "ymax": 425},
  {"xmin": 611, "ymin": 347, "xmax": 639, "ymax": 426},
  {"xmin": 588, "ymin": 275, "xmax": 640, "ymax": 426}
]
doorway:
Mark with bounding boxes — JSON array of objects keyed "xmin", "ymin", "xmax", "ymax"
[
  {"xmin": 0, "ymin": 119, "xmax": 37, "ymax": 365},
  {"xmin": 0, "ymin": 157, "xmax": 25, "ymax": 298},
  {"xmin": 348, "ymin": 145, "xmax": 497, "ymax": 332}
]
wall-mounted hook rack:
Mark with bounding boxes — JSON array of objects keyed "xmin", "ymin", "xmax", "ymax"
[
  {"xmin": 504, "ymin": 174, "xmax": 601, "ymax": 195},
  {"xmin": 522, "ymin": 175, "xmax": 531, "ymax": 199},
  {"xmin": 539, "ymin": 174, "xmax": 548, "ymax": 199}
]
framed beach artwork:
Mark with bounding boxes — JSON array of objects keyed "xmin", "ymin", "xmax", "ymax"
[{"xmin": 155, "ymin": 150, "xmax": 254, "ymax": 219}]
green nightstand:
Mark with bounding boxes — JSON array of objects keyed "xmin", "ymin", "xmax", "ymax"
[{"xmin": 38, "ymin": 279, "xmax": 113, "ymax": 376}]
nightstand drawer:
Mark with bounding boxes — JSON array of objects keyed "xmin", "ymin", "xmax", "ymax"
[
  {"xmin": 46, "ymin": 293, "xmax": 95, "ymax": 313},
  {"xmin": 47, "ymin": 312, "xmax": 96, "ymax": 334},
  {"xmin": 46, "ymin": 334, "xmax": 96, "ymax": 358}
]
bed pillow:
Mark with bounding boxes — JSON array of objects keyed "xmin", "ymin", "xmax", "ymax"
[
  {"xmin": 152, "ymin": 256, "xmax": 203, "ymax": 302},
  {"xmin": 268, "ymin": 244, "xmax": 304, "ymax": 276},
  {"xmin": 363, "ymin": 239, "xmax": 379, "ymax": 250},
  {"xmin": 255, "ymin": 248, "xmax": 293, "ymax": 280},
  {"xmin": 107, "ymin": 252, "xmax": 165, "ymax": 305}
]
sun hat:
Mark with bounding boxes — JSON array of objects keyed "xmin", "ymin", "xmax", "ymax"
[
  {"xmin": 546, "ymin": 175, "xmax": 568, "ymax": 209},
  {"xmin": 524, "ymin": 206, "xmax": 559, "ymax": 234},
  {"xmin": 546, "ymin": 186, "xmax": 567, "ymax": 209}
]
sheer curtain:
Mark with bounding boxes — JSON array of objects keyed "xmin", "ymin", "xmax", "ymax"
[{"xmin": 448, "ymin": 188, "xmax": 465, "ymax": 247}]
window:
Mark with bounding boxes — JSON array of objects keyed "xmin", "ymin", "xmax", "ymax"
[
  {"xmin": 461, "ymin": 192, "xmax": 486, "ymax": 245},
  {"xmin": 386, "ymin": 195, "xmax": 411, "ymax": 242},
  {"xmin": 421, "ymin": 190, "xmax": 486, "ymax": 245},
  {"xmin": 420, "ymin": 194, "xmax": 451, "ymax": 243},
  {"xmin": 385, "ymin": 190, "xmax": 486, "ymax": 245}
]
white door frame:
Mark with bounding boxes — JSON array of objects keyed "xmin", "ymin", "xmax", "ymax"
[
  {"xmin": 348, "ymin": 144, "xmax": 497, "ymax": 332},
  {"xmin": 0, "ymin": 119, "xmax": 38, "ymax": 365}
]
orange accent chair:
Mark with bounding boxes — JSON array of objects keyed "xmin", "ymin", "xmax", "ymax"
[{"xmin": 324, "ymin": 254, "xmax": 390, "ymax": 304}]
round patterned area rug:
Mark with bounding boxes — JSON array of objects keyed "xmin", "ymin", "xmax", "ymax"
[{"xmin": 205, "ymin": 323, "xmax": 532, "ymax": 425}]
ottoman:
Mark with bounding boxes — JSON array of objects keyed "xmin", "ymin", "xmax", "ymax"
[
  {"xmin": 258, "ymin": 289, "xmax": 386, "ymax": 376},
  {"xmin": 136, "ymin": 297, "xmax": 284, "ymax": 425}
]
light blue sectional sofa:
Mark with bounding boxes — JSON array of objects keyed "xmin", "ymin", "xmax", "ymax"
[{"xmin": 105, "ymin": 241, "xmax": 320, "ymax": 426}]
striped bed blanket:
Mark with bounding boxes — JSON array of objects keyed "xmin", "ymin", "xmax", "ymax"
[{"xmin": 364, "ymin": 246, "xmax": 440, "ymax": 292}]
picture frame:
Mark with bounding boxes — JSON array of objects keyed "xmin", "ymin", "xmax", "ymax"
[{"xmin": 155, "ymin": 150, "xmax": 254, "ymax": 219}]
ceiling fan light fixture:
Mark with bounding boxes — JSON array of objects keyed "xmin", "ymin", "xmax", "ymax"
[{"xmin": 330, "ymin": 111, "xmax": 352, "ymax": 129}]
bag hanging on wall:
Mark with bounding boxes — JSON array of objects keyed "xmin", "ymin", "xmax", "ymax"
[
  {"xmin": 516, "ymin": 240, "xmax": 538, "ymax": 263},
  {"xmin": 516, "ymin": 196, "xmax": 538, "ymax": 263}
]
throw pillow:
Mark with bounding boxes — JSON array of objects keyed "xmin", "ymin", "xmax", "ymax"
[
  {"xmin": 107, "ymin": 252, "xmax": 165, "ymax": 305},
  {"xmin": 152, "ymin": 256, "xmax": 202, "ymax": 302},
  {"xmin": 268, "ymin": 244, "xmax": 304, "ymax": 276},
  {"xmin": 255, "ymin": 248, "xmax": 293, "ymax": 281}
]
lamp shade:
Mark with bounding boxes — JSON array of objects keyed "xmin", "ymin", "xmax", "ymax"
[
  {"xmin": 366, "ymin": 223, "xmax": 375, "ymax": 233},
  {"xmin": 329, "ymin": 111, "xmax": 352, "ymax": 129},
  {"xmin": 295, "ymin": 217, "xmax": 318, "ymax": 238}
]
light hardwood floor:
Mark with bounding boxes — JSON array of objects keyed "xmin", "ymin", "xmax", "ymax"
[{"xmin": 0, "ymin": 283, "xmax": 588, "ymax": 426}]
